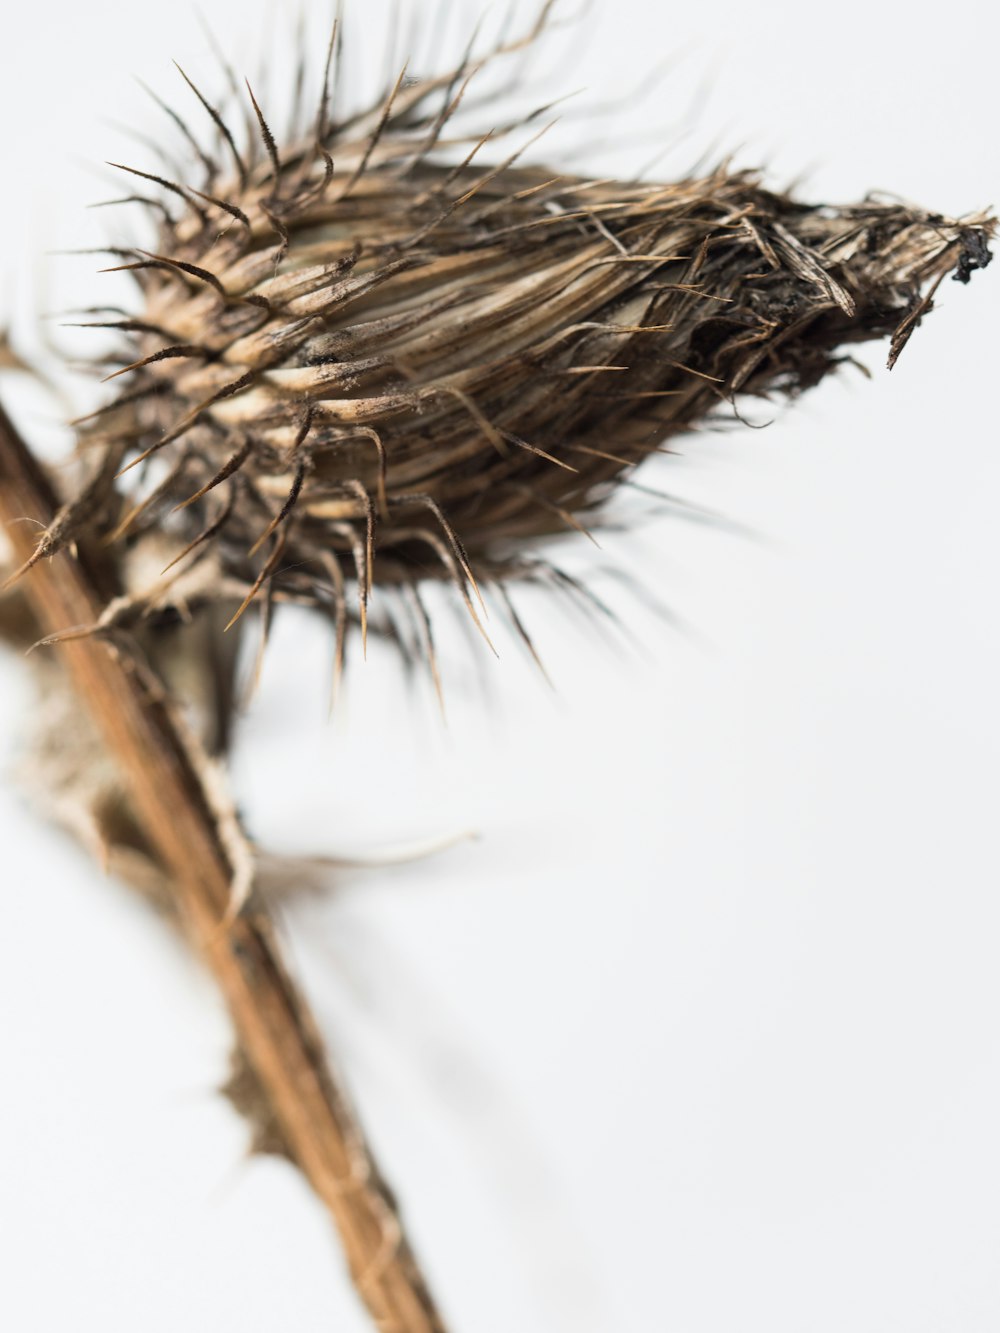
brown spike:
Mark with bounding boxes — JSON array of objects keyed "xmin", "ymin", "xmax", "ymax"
[
  {"xmin": 245, "ymin": 80, "xmax": 282, "ymax": 188},
  {"xmin": 315, "ymin": 14, "xmax": 339, "ymax": 143},
  {"xmin": 327, "ymin": 520, "xmax": 369, "ymax": 656},
  {"xmin": 173, "ymin": 435, "xmax": 254, "ymax": 511},
  {"xmin": 173, "ymin": 61, "xmax": 249, "ymax": 188},
  {"xmin": 102, "ymin": 344, "xmax": 209, "ymax": 383},
  {"xmin": 404, "ymin": 580, "xmax": 446, "ymax": 717},
  {"xmin": 321, "ymin": 549, "xmax": 348, "ymax": 711},
  {"xmin": 224, "ymin": 532, "xmax": 287, "ymax": 632},
  {"xmin": 161, "ymin": 487, "xmax": 237, "ymax": 574},
  {"xmin": 188, "ymin": 185, "xmax": 252, "ymax": 230},
  {"xmin": 106, "ymin": 160, "xmax": 208, "ymax": 225},
  {"xmin": 248, "ymin": 459, "xmax": 307, "ymax": 557},
  {"xmin": 335, "ymin": 64, "xmax": 410, "ymax": 201},
  {"xmin": 135, "ymin": 76, "xmax": 218, "ymax": 183},
  {"xmin": 87, "ymin": 193, "xmax": 174, "ymax": 224},
  {"xmin": 495, "ymin": 581, "xmax": 553, "ymax": 688}
]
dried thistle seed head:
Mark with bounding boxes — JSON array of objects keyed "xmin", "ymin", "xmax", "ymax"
[{"xmin": 45, "ymin": 16, "xmax": 994, "ymax": 671}]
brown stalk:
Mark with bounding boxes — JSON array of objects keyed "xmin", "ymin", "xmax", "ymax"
[{"xmin": 0, "ymin": 395, "xmax": 445, "ymax": 1333}]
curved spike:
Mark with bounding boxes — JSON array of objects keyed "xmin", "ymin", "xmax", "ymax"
[
  {"xmin": 245, "ymin": 80, "xmax": 281, "ymax": 188},
  {"xmin": 291, "ymin": 144, "xmax": 335, "ymax": 210},
  {"xmin": 173, "ymin": 61, "xmax": 249, "ymax": 188},
  {"xmin": 162, "ymin": 486, "xmax": 237, "ymax": 573},
  {"xmin": 498, "ymin": 428, "xmax": 579, "ymax": 472},
  {"xmin": 62, "ymin": 317, "xmax": 180, "ymax": 339},
  {"xmin": 315, "ymin": 8, "xmax": 344, "ymax": 143},
  {"xmin": 386, "ymin": 524, "xmax": 496, "ymax": 656},
  {"xmin": 327, "ymin": 521, "xmax": 369, "ymax": 655},
  {"xmin": 158, "ymin": 370, "xmax": 257, "ymax": 449},
  {"xmin": 248, "ymin": 458, "xmax": 307, "ymax": 557},
  {"xmin": 133, "ymin": 249, "xmax": 228, "ymax": 297},
  {"xmin": 104, "ymin": 447, "xmax": 192, "ymax": 543},
  {"xmin": 259, "ymin": 201, "xmax": 290, "ymax": 264},
  {"xmin": 495, "ymin": 582, "xmax": 553, "ymax": 687},
  {"xmin": 391, "ymin": 491, "xmax": 485, "ymax": 613},
  {"xmin": 508, "ymin": 480, "xmax": 600, "ymax": 545},
  {"xmin": 320, "ymin": 549, "xmax": 347, "ymax": 712},
  {"xmin": 87, "ymin": 193, "xmax": 173, "ymax": 224},
  {"xmin": 99, "ymin": 253, "xmax": 226, "ymax": 299},
  {"xmin": 403, "ymin": 580, "xmax": 446, "ymax": 716},
  {"xmin": 173, "ymin": 434, "xmax": 254, "ymax": 511},
  {"xmin": 135, "ymin": 76, "xmax": 218, "ymax": 183},
  {"xmin": 288, "ymin": 403, "xmax": 317, "ymax": 455},
  {"xmin": 224, "ymin": 532, "xmax": 287, "ymax": 632},
  {"xmin": 188, "ymin": 185, "xmax": 252, "ymax": 230},
  {"xmin": 106, "ymin": 160, "xmax": 207, "ymax": 225},
  {"xmin": 339, "ymin": 478, "xmax": 376, "ymax": 598},
  {"xmin": 102, "ymin": 344, "xmax": 209, "ymax": 383},
  {"xmin": 342, "ymin": 425, "xmax": 388, "ymax": 518},
  {"xmin": 69, "ymin": 382, "xmax": 165, "ymax": 427},
  {"xmin": 335, "ymin": 64, "xmax": 409, "ymax": 202}
]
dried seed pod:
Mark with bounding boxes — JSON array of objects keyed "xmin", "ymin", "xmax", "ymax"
[
  {"xmin": 1, "ymin": 16, "xmax": 995, "ymax": 1333},
  {"xmin": 36, "ymin": 15, "xmax": 995, "ymax": 669}
]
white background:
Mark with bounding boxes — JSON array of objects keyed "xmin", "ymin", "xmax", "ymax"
[{"xmin": 1, "ymin": 2, "xmax": 998, "ymax": 1330}]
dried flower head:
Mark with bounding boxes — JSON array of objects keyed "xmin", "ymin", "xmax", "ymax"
[
  {"xmin": 24, "ymin": 5, "xmax": 995, "ymax": 680},
  {"xmin": 0, "ymin": 13, "xmax": 995, "ymax": 1332}
]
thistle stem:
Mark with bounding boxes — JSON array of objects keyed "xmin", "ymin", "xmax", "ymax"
[{"xmin": 0, "ymin": 396, "xmax": 446, "ymax": 1333}]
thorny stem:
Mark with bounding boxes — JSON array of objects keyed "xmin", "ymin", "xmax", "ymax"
[{"xmin": 0, "ymin": 396, "xmax": 446, "ymax": 1333}]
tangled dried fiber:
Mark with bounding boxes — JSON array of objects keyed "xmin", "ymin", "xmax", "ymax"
[{"xmin": 15, "ymin": 1, "xmax": 993, "ymax": 688}]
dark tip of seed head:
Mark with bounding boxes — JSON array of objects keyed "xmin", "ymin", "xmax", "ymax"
[{"xmin": 953, "ymin": 226, "xmax": 993, "ymax": 283}]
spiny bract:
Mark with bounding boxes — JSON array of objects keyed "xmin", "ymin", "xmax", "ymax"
[{"xmin": 38, "ymin": 4, "xmax": 994, "ymax": 681}]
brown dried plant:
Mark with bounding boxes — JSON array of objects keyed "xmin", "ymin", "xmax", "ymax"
[
  {"xmin": 0, "ymin": 4, "xmax": 993, "ymax": 1331},
  {"xmin": 13, "ymin": 4, "xmax": 993, "ymax": 683}
]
